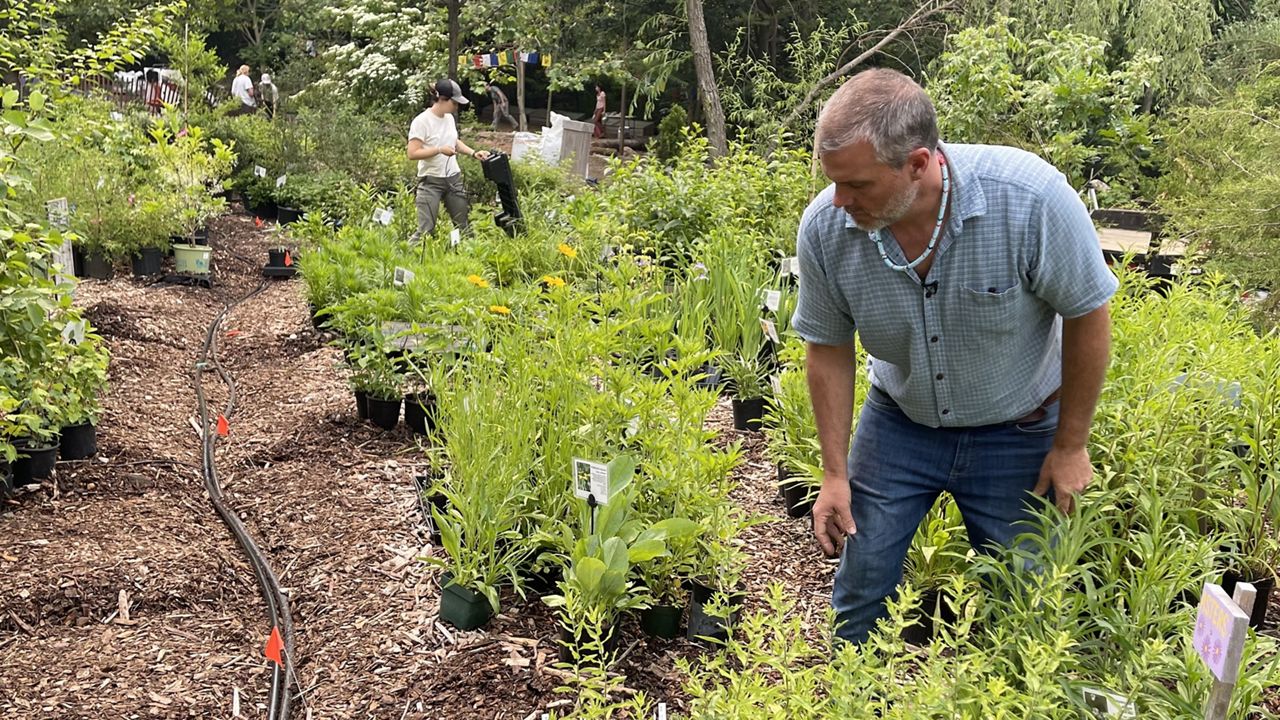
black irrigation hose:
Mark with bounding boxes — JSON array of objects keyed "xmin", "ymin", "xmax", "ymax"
[{"xmin": 193, "ymin": 278, "xmax": 295, "ymax": 720}]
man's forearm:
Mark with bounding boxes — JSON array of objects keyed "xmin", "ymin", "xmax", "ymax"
[
  {"xmin": 1056, "ymin": 304, "xmax": 1111, "ymax": 450},
  {"xmin": 806, "ymin": 341, "xmax": 857, "ymax": 482}
]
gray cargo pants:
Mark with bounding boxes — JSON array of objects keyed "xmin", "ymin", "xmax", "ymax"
[{"xmin": 410, "ymin": 173, "xmax": 470, "ymax": 242}]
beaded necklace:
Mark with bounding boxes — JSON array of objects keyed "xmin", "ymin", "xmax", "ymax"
[{"xmin": 868, "ymin": 152, "xmax": 949, "ymax": 273}]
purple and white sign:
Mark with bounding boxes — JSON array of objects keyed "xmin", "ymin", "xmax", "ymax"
[{"xmin": 1193, "ymin": 583, "xmax": 1250, "ymax": 683}]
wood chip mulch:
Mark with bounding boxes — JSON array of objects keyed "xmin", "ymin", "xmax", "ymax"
[{"xmin": 0, "ymin": 208, "xmax": 1273, "ymax": 719}]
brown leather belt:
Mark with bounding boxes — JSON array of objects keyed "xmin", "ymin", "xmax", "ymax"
[{"xmin": 1012, "ymin": 387, "xmax": 1061, "ymax": 424}]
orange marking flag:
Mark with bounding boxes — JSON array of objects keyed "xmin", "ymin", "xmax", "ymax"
[
  {"xmin": 216, "ymin": 415, "xmax": 229, "ymax": 437},
  {"xmin": 264, "ymin": 626, "xmax": 284, "ymax": 664},
  {"xmin": 284, "ymin": 250, "xmax": 293, "ymax": 267}
]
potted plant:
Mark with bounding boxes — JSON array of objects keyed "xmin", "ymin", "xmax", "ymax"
[
  {"xmin": 764, "ymin": 365, "xmax": 822, "ymax": 517},
  {"xmin": 901, "ymin": 499, "xmax": 970, "ymax": 645},
  {"xmin": 345, "ymin": 340, "xmax": 402, "ymax": 430},
  {"xmin": 635, "ymin": 519, "xmax": 703, "ymax": 639},
  {"xmin": 1220, "ymin": 432, "xmax": 1279, "ymax": 628},
  {"xmin": 723, "ymin": 355, "xmax": 770, "ymax": 431},
  {"xmin": 54, "ymin": 327, "xmax": 109, "ymax": 460},
  {"xmin": 687, "ymin": 506, "xmax": 758, "ymax": 644},
  {"xmin": 4, "ymin": 361, "xmax": 63, "ymax": 486}
]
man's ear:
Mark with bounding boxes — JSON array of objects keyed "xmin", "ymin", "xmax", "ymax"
[{"xmin": 905, "ymin": 147, "xmax": 933, "ymax": 180}]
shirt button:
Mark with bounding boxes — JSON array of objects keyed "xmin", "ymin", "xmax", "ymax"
[
  {"xmin": 930, "ymin": 336, "xmax": 939, "ymax": 343},
  {"xmin": 942, "ymin": 409, "xmax": 950, "ymax": 415},
  {"xmin": 935, "ymin": 373, "xmax": 944, "ymax": 380}
]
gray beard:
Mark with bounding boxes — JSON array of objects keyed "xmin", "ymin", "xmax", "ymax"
[{"xmin": 853, "ymin": 183, "xmax": 919, "ymax": 233}]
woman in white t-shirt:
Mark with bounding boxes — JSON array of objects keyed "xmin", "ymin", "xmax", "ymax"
[
  {"xmin": 230, "ymin": 65, "xmax": 257, "ymax": 115},
  {"xmin": 405, "ymin": 78, "xmax": 491, "ymax": 242}
]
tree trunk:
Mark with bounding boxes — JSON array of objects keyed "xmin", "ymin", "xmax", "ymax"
[
  {"xmin": 685, "ymin": 0, "xmax": 728, "ymax": 157},
  {"xmin": 616, "ymin": 80, "xmax": 628, "ymax": 149},
  {"xmin": 447, "ymin": 0, "xmax": 460, "ymax": 79}
]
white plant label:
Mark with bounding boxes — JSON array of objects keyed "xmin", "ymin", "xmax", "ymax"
[
  {"xmin": 275, "ymin": 174, "xmax": 287, "ymax": 188},
  {"xmin": 572, "ymin": 458, "xmax": 610, "ymax": 505},
  {"xmin": 770, "ymin": 374, "xmax": 783, "ymax": 398},
  {"xmin": 392, "ymin": 266, "xmax": 415, "ymax": 287},
  {"xmin": 760, "ymin": 317, "xmax": 780, "ymax": 344},
  {"xmin": 61, "ymin": 319, "xmax": 86, "ymax": 345},
  {"xmin": 373, "ymin": 208, "xmax": 393, "ymax": 226},
  {"xmin": 254, "ymin": 165, "xmax": 268, "ymax": 178},
  {"xmin": 109, "ymin": 111, "xmax": 123, "ymax": 121},
  {"xmin": 45, "ymin": 197, "xmax": 69, "ymax": 229},
  {"xmin": 96, "ymin": 176, "xmax": 105, "ymax": 190},
  {"xmin": 762, "ymin": 289, "xmax": 781, "ymax": 313},
  {"xmin": 449, "ymin": 228, "xmax": 462, "ymax": 247},
  {"xmin": 600, "ymin": 244, "xmax": 616, "ymax": 262},
  {"xmin": 625, "ymin": 416, "xmax": 641, "ymax": 438},
  {"xmin": 1081, "ymin": 687, "xmax": 1136, "ymax": 718},
  {"xmin": 782, "ymin": 256, "xmax": 800, "ymax": 278},
  {"xmin": 658, "ymin": 704, "xmax": 667, "ymax": 720}
]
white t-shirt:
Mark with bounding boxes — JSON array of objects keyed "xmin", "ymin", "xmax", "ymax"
[
  {"xmin": 231, "ymin": 75, "xmax": 256, "ymax": 106},
  {"xmin": 409, "ymin": 109, "xmax": 460, "ymax": 178}
]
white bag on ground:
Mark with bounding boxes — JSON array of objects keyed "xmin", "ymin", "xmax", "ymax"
[
  {"xmin": 511, "ymin": 131, "xmax": 541, "ymax": 162},
  {"xmin": 540, "ymin": 112, "xmax": 569, "ymax": 164}
]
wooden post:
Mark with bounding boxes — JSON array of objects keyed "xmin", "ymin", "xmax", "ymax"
[
  {"xmin": 515, "ymin": 50, "xmax": 527, "ymax": 132},
  {"xmin": 615, "ymin": 80, "xmax": 627, "ymax": 152},
  {"xmin": 1200, "ymin": 583, "xmax": 1256, "ymax": 720}
]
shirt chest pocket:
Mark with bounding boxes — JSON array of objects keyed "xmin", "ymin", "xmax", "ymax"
[{"xmin": 956, "ymin": 280, "xmax": 1023, "ymax": 334}]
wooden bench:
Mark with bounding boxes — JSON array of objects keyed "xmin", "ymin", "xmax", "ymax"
[{"xmin": 1092, "ymin": 208, "xmax": 1186, "ymax": 279}]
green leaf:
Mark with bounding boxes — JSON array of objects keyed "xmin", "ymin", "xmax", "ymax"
[{"xmin": 627, "ymin": 538, "xmax": 668, "ymax": 563}]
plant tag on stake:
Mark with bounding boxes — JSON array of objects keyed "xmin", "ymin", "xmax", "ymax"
[
  {"xmin": 393, "ymin": 267, "xmax": 415, "ymax": 287},
  {"xmin": 770, "ymin": 374, "xmax": 783, "ymax": 398},
  {"xmin": 449, "ymin": 228, "xmax": 462, "ymax": 247},
  {"xmin": 572, "ymin": 458, "xmax": 610, "ymax": 505},
  {"xmin": 1080, "ymin": 688, "xmax": 1136, "ymax": 719},
  {"xmin": 600, "ymin": 244, "xmax": 616, "ymax": 262},
  {"xmin": 373, "ymin": 207, "xmax": 393, "ymax": 226},
  {"xmin": 254, "ymin": 165, "xmax": 267, "ymax": 178},
  {"xmin": 275, "ymin": 174, "xmax": 287, "ymax": 188},
  {"xmin": 61, "ymin": 319, "xmax": 86, "ymax": 346},
  {"xmin": 760, "ymin": 317, "xmax": 780, "ymax": 344},
  {"xmin": 761, "ymin": 289, "xmax": 781, "ymax": 313},
  {"xmin": 45, "ymin": 198, "xmax": 69, "ymax": 229},
  {"xmin": 109, "ymin": 111, "xmax": 123, "ymax": 122}
]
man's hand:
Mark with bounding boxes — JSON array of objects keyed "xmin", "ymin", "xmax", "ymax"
[
  {"xmin": 812, "ymin": 474, "xmax": 857, "ymax": 557},
  {"xmin": 438, "ymin": 145, "xmax": 456, "ymax": 157},
  {"xmin": 474, "ymin": 150, "xmax": 491, "ymax": 161},
  {"xmin": 1033, "ymin": 445, "xmax": 1093, "ymax": 514}
]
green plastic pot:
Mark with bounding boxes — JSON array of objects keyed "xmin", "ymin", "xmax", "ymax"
[
  {"xmin": 439, "ymin": 573, "xmax": 492, "ymax": 630},
  {"xmin": 173, "ymin": 243, "xmax": 212, "ymax": 275}
]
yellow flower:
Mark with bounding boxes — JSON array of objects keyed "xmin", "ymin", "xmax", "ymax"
[
  {"xmin": 467, "ymin": 274, "xmax": 489, "ymax": 288},
  {"xmin": 557, "ymin": 243, "xmax": 578, "ymax": 259},
  {"xmin": 540, "ymin": 275, "xmax": 566, "ymax": 288},
  {"xmin": 488, "ymin": 304, "xmax": 511, "ymax": 315}
]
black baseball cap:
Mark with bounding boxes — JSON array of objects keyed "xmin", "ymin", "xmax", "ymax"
[{"xmin": 435, "ymin": 78, "xmax": 469, "ymax": 105}]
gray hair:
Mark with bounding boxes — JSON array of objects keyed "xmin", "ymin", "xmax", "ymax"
[{"xmin": 815, "ymin": 68, "xmax": 939, "ymax": 167}]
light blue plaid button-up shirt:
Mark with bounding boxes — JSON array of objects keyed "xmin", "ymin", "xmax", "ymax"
[{"xmin": 792, "ymin": 142, "xmax": 1118, "ymax": 428}]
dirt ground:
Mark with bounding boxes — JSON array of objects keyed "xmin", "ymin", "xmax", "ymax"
[{"xmin": 1, "ymin": 208, "xmax": 1276, "ymax": 719}]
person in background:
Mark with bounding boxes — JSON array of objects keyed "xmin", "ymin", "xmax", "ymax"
[
  {"xmin": 230, "ymin": 64, "xmax": 256, "ymax": 115},
  {"xmin": 259, "ymin": 73, "xmax": 279, "ymax": 118},
  {"xmin": 144, "ymin": 69, "xmax": 164, "ymax": 115},
  {"xmin": 405, "ymin": 78, "xmax": 492, "ymax": 243},
  {"xmin": 592, "ymin": 83, "xmax": 606, "ymax": 138},
  {"xmin": 483, "ymin": 81, "xmax": 517, "ymax": 130}
]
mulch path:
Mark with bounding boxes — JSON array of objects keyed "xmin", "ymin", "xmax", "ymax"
[{"xmin": 1, "ymin": 208, "xmax": 1275, "ymax": 719}]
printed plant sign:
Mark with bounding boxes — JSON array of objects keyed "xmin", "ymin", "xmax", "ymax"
[
  {"xmin": 572, "ymin": 458, "xmax": 610, "ymax": 505},
  {"xmin": 1194, "ymin": 583, "xmax": 1250, "ymax": 683}
]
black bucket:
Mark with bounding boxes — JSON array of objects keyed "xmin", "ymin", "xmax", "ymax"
[
  {"xmin": 130, "ymin": 247, "xmax": 164, "ymax": 277},
  {"xmin": 59, "ymin": 422, "xmax": 97, "ymax": 460},
  {"xmin": 366, "ymin": 395, "xmax": 401, "ymax": 431},
  {"xmin": 13, "ymin": 440, "xmax": 59, "ymax": 485}
]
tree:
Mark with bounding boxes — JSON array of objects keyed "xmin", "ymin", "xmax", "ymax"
[{"xmin": 685, "ymin": 0, "xmax": 727, "ymax": 156}]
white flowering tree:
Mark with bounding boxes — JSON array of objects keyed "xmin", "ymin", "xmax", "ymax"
[{"xmin": 310, "ymin": 0, "xmax": 450, "ymax": 112}]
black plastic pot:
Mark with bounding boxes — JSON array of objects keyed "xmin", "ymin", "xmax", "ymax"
[
  {"xmin": 688, "ymin": 581, "xmax": 745, "ymax": 644},
  {"xmin": 129, "ymin": 247, "xmax": 164, "ymax": 277},
  {"xmin": 521, "ymin": 554, "xmax": 564, "ymax": 596},
  {"xmin": 0, "ymin": 461, "xmax": 12, "ymax": 496},
  {"xmin": 354, "ymin": 390, "xmax": 369, "ymax": 420},
  {"xmin": 779, "ymin": 465, "xmax": 814, "ymax": 518},
  {"xmin": 1222, "ymin": 570, "xmax": 1276, "ymax": 629},
  {"xmin": 277, "ymin": 206, "xmax": 304, "ymax": 225},
  {"xmin": 439, "ymin": 573, "xmax": 492, "ymax": 630},
  {"xmin": 12, "ymin": 438, "xmax": 59, "ymax": 486},
  {"xmin": 640, "ymin": 605, "xmax": 683, "ymax": 639},
  {"xmin": 191, "ymin": 227, "xmax": 209, "ymax": 246},
  {"xmin": 731, "ymin": 396, "xmax": 767, "ymax": 431},
  {"xmin": 425, "ymin": 490, "xmax": 449, "ymax": 545},
  {"xmin": 366, "ymin": 395, "xmax": 400, "ymax": 430},
  {"xmin": 268, "ymin": 247, "xmax": 289, "ymax": 267},
  {"xmin": 250, "ymin": 200, "xmax": 278, "ymax": 220},
  {"xmin": 692, "ymin": 362, "xmax": 723, "ymax": 392},
  {"xmin": 901, "ymin": 587, "xmax": 957, "ymax": 646},
  {"xmin": 558, "ymin": 621, "xmax": 620, "ymax": 665},
  {"xmin": 404, "ymin": 393, "xmax": 438, "ymax": 436},
  {"xmin": 81, "ymin": 250, "xmax": 114, "ymax": 280},
  {"xmin": 59, "ymin": 422, "xmax": 97, "ymax": 461}
]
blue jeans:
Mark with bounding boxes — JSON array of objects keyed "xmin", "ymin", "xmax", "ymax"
[{"xmin": 832, "ymin": 385, "xmax": 1058, "ymax": 644}]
